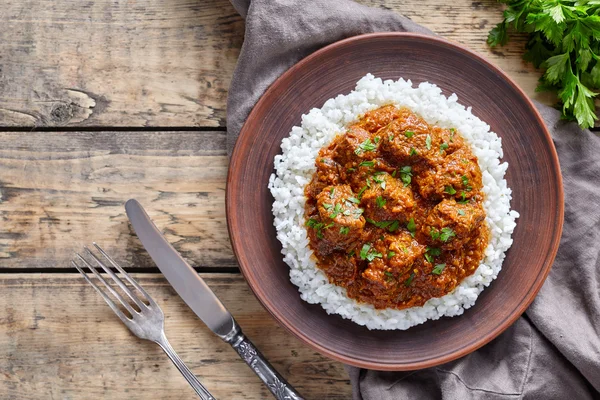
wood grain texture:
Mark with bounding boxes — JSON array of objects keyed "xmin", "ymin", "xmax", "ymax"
[
  {"xmin": 228, "ymin": 33, "xmax": 563, "ymax": 370},
  {"xmin": 0, "ymin": 273, "xmax": 351, "ymax": 399},
  {"xmin": 0, "ymin": 0, "xmax": 575, "ymax": 128},
  {"xmin": 0, "ymin": 0, "xmax": 244, "ymax": 127},
  {"xmin": 0, "ymin": 130, "xmax": 234, "ymax": 269}
]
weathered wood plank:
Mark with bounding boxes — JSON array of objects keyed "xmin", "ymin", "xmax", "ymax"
[
  {"xmin": 0, "ymin": 273, "xmax": 351, "ymax": 399},
  {"xmin": 0, "ymin": 0, "xmax": 563, "ymax": 128},
  {"xmin": 0, "ymin": 0, "xmax": 244, "ymax": 127},
  {"xmin": 0, "ymin": 131, "xmax": 233, "ymax": 269}
]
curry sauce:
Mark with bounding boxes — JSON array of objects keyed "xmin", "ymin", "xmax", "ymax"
[{"xmin": 304, "ymin": 106, "xmax": 490, "ymax": 310}]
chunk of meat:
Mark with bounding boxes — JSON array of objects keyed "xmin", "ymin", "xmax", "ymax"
[
  {"xmin": 434, "ymin": 127, "xmax": 465, "ymax": 155},
  {"xmin": 331, "ymin": 126, "xmax": 378, "ymax": 167},
  {"xmin": 360, "ymin": 173, "xmax": 415, "ymax": 223},
  {"xmin": 354, "ymin": 105, "xmax": 403, "ymax": 133},
  {"xmin": 379, "ymin": 115, "xmax": 436, "ymax": 164},
  {"xmin": 421, "ymin": 199, "xmax": 485, "ymax": 250},
  {"xmin": 414, "ymin": 147, "xmax": 482, "ymax": 200},
  {"xmin": 314, "ymin": 185, "xmax": 365, "ymax": 251},
  {"xmin": 304, "ymin": 155, "xmax": 341, "ymax": 199},
  {"xmin": 319, "ymin": 252, "xmax": 359, "ymax": 287}
]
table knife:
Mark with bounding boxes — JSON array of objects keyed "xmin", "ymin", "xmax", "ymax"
[{"xmin": 125, "ymin": 199, "xmax": 304, "ymax": 400}]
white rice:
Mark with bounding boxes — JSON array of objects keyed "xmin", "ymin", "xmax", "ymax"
[{"xmin": 268, "ymin": 74, "xmax": 519, "ymax": 330}]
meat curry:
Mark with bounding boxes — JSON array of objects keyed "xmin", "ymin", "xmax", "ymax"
[{"xmin": 304, "ymin": 105, "xmax": 490, "ymax": 310}]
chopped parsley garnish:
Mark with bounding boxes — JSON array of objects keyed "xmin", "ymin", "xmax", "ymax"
[
  {"xmin": 359, "ymin": 243, "xmax": 382, "ymax": 262},
  {"xmin": 461, "ymin": 175, "xmax": 469, "ymax": 186},
  {"xmin": 366, "ymin": 218, "xmax": 399, "ymax": 232},
  {"xmin": 430, "ymin": 227, "xmax": 441, "ymax": 241},
  {"xmin": 355, "ymin": 138, "xmax": 377, "ymax": 154},
  {"xmin": 348, "ymin": 250, "xmax": 355, "ymax": 258},
  {"xmin": 444, "ymin": 185, "xmax": 457, "ymax": 195},
  {"xmin": 449, "ymin": 128, "xmax": 456, "ymax": 142},
  {"xmin": 391, "ymin": 169, "xmax": 397, "ymax": 178},
  {"xmin": 457, "ymin": 209, "xmax": 466, "ymax": 216},
  {"xmin": 347, "ymin": 167, "xmax": 356, "ymax": 172},
  {"xmin": 306, "ymin": 218, "xmax": 326, "ymax": 239},
  {"xmin": 449, "ymin": 128, "xmax": 455, "ymax": 133},
  {"xmin": 404, "ymin": 131, "xmax": 415, "ymax": 138},
  {"xmin": 376, "ymin": 196, "xmax": 386, "ymax": 208},
  {"xmin": 462, "ymin": 159, "xmax": 469, "ymax": 165},
  {"xmin": 372, "ymin": 173, "xmax": 386, "ymax": 189},
  {"xmin": 424, "ymin": 247, "xmax": 442, "ymax": 263},
  {"xmin": 432, "ymin": 263, "xmax": 446, "ymax": 275},
  {"xmin": 407, "ymin": 218, "xmax": 416, "ymax": 236},
  {"xmin": 458, "ymin": 191, "xmax": 468, "ymax": 204},
  {"xmin": 401, "ymin": 246, "xmax": 408, "ymax": 254},
  {"xmin": 329, "ymin": 203, "xmax": 343, "ymax": 219},
  {"xmin": 357, "ymin": 186, "xmax": 368, "ymax": 199},
  {"xmin": 340, "ymin": 226, "xmax": 350, "ymax": 235},
  {"xmin": 329, "ymin": 187, "xmax": 335, "ymax": 199},
  {"xmin": 353, "ymin": 208, "xmax": 364, "ymax": 218},
  {"xmin": 323, "ymin": 203, "xmax": 333, "ymax": 211},
  {"xmin": 428, "ymin": 247, "xmax": 442, "ymax": 256},
  {"xmin": 424, "ymin": 252, "xmax": 434, "ymax": 263},
  {"xmin": 387, "ymin": 250, "xmax": 396, "ymax": 258},
  {"xmin": 324, "ymin": 222, "xmax": 334, "ymax": 229},
  {"xmin": 404, "ymin": 272, "xmax": 415, "ymax": 287},
  {"xmin": 440, "ymin": 227, "xmax": 456, "ymax": 242},
  {"xmin": 359, "ymin": 243, "xmax": 370, "ymax": 259},
  {"xmin": 359, "ymin": 161, "xmax": 375, "ymax": 167},
  {"xmin": 425, "ymin": 134, "xmax": 432, "ymax": 150},
  {"xmin": 366, "ymin": 178, "xmax": 372, "ymax": 188},
  {"xmin": 440, "ymin": 142, "xmax": 449, "ymax": 153},
  {"xmin": 384, "ymin": 271, "xmax": 394, "ymax": 278},
  {"xmin": 399, "ymin": 166, "xmax": 412, "ymax": 187},
  {"xmin": 374, "ymin": 136, "xmax": 380, "ymax": 144},
  {"xmin": 342, "ymin": 210, "xmax": 351, "ymax": 216},
  {"xmin": 347, "ymin": 197, "xmax": 360, "ymax": 204},
  {"xmin": 389, "ymin": 134, "xmax": 394, "ymax": 141},
  {"xmin": 410, "ymin": 147, "xmax": 418, "ymax": 156}
]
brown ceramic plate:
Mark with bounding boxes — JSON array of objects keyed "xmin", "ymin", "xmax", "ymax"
[{"xmin": 226, "ymin": 33, "xmax": 563, "ymax": 370}]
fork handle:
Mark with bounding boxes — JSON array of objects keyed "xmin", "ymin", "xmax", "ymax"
[
  {"xmin": 228, "ymin": 329, "xmax": 304, "ymax": 400},
  {"xmin": 156, "ymin": 333, "xmax": 216, "ymax": 400}
]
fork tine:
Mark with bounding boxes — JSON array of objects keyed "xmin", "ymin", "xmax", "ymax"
[
  {"xmin": 85, "ymin": 247, "xmax": 148, "ymax": 310},
  {"xmin": 73, "ymin": 260, "xmax": 133, "ymax": 326},
  {"xmin": 76, "ymin": 253, "xmax": 138, "ymax": 316},
  {"xmin": 93, "ymin": 242, "xmax": 157, "ymax": 307}
]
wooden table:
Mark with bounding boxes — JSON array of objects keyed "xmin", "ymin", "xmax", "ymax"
[{"xmin": 0, "ymin": 1, "xmax": 552, "ymax": 398}]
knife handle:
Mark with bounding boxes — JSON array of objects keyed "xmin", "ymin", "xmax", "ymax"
[{"xmin": 228, "ymin": 329, "xmax": 304, "ymax": 400}]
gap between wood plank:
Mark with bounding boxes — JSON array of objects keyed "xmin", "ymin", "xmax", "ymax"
[
  {"xmin": 0, "ymin": 126, "xmax": 228, "ymax": 132},
  {"xmin": 0, "ymin": 267, "xmax": 240, "ymax": 274}
]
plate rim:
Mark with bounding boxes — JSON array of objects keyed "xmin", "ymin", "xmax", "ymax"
[{"xmin": 226, "ymin": 32, "xmax": 564, "ymax": 370}]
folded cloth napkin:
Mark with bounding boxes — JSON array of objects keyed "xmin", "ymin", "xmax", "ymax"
[{"xmin": 227, "ymin": 1, "xmax": 600, "ymax": 398}]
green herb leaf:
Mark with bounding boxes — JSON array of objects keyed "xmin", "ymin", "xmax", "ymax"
[
  {"xmin": 425, "ymin": 134, "xmax": 432, "ymax": 150},
  {"xmin": 360, "ymin": 244, "xmax": 370, "ymax": 260},
  {"xmin": 399, "ymin": 166, "xmax": 412, "ymax": 187},
  {"xmin": 323, "ymin": 203, "xmax": 333, "ymax": 210},
  {"xmin": 440, "ymin": 142, "xmax": 449, "ymax": 153},
  {"xmin": 429, "ymin": 227, "xmax": 440, "ymax": 241},
  {"xmin": 404, "ymin": 131, "xmax": 415, "ymax": 138},
  {"xmin": 388, "ymin": 220, "xmax": 400, "ymax": 232},
  {"xmin": 329, "ymin": 187, "xmax": 335, "ymax": 199},
  {"xmin": 376, "ymin": 196, "xmax": 386, "ymax": 208},
  {"xmin": 384, "ymin": 271, "xmax": 394, "ymax": 279},
  {"xmin": 355, "ymin": 138, "xmax": 377, "ymax": 154},
  {"xmin": 424, "ymin": 252, "xmax": 434, "ymax": 263},
  {"xmin": 407, "ymin": 218, "xmax": 416, "ymax": 236},
  {"xmin": 440, "ymin": 227, "xmax": 456, "ymax": 242},
  {"xmin": 489, "ymin": 2, "xmax": 600, "ymax": 130},
  {"xmin": 404, "ymin": 272, "xmax": 415, "ymax": 287},
  {"xmin": 458, "ymin": 209, "xmax": 466, "ymax": 216},
  {"xmin": 347, "ymin": 197, "xmax": 360, "ymax": 204},
  {"xmin": 340, "ymin": 226, "xmax": 350, "ymax": 235},
  {"xmin": 410, "ymin": 147, "xmax": 418, "ymax": 156},
  {"xmin": 329, "ymin": 203, "xmax": 343, "ymax": 219},
  {"xmin": 357, "ymin": 186, "xmax": 368, "ymax": 199},
  {"xmin": 359, "ymin": 161, "xmax": 375, "ymax": 167},
  {"xmin": 444, "ymin": 185, "xmax": 457, "ymax": 195},
  {"xmin": 387, "ymin": 250, "xmax": 396, "ymax": 258},
  {"xmin": 432, "ymin": 263, "xmax": 446, "ymax": 275}
]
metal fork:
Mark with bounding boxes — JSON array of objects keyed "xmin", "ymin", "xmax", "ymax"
[{"xmin": 73, "ymin": 243, "xmax": 216, "ymax": 400}]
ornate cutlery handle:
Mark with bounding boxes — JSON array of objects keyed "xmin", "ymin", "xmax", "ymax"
[{"xmin": 227, "ymin": 329, "xmax": 304, "ymax": 400}]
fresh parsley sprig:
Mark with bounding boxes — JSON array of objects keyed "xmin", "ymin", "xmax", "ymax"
[{"xmin": 488, "ymin": 0, "xmax": 600, "ymax": 129}]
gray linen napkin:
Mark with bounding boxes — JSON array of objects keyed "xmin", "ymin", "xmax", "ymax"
[{"xmin": 227, "ymin": 1, "xmax": 600, "ymax": 398}]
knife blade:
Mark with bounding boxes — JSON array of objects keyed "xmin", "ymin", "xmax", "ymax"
[
  {"xmin": 125, "ymin": 199, "xmax": 304, "ymax": 400},
  {"xmin": 125, "ymin": 199, "xmax": 234, "ymax": 338}
]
